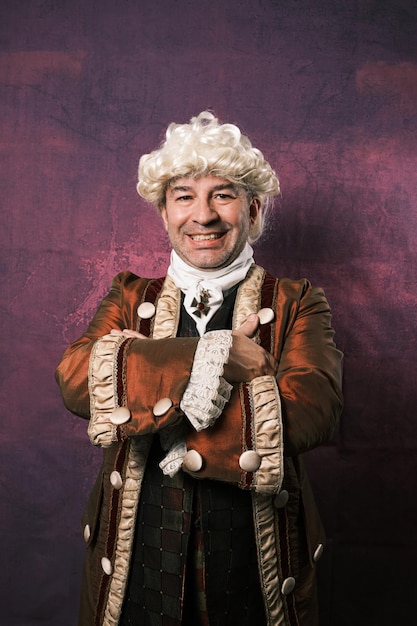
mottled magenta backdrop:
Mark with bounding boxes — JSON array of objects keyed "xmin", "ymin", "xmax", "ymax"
[{"xmin": 1, "ymin": 1, "xmax": 416, "ymax": 624}]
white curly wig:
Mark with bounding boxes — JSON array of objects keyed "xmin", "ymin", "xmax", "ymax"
[{"xmin": 137, "ymin": 111, "xmax": 280, "ymax": 242}]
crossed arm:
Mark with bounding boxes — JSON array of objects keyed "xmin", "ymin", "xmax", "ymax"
[
  {"xmin": 114, "ymin": 313, "xmax": 277, "ymax": 382},
  {"xmin": 56, "ymin": 273, "xmax": 342, "ymax": 456}
]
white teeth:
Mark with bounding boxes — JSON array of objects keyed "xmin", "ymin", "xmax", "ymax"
[{"xmin": 191, "ymin": 233, "xmax": 221, "ymax": 241}]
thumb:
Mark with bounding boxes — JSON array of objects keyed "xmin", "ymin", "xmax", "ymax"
[
  {"xmin": 235, "ymin": 313, "xmax": 260, "ymax": 338},
  {"xmin": 122, "ymin": 329, "xmax": 147, "ymax": 339}
]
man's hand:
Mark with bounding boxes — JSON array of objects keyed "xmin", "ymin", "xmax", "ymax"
[
  {"xmin": 110, "ymin": 328, "xmax": 147, "ymax": 339},
  {"xmin": 223, "ymin": 314, "xmax": 278, "ymax": 383}
]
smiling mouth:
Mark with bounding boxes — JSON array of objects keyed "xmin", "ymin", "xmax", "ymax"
[{"xmin": 190, "ymin": 233, "xmax": 223, "ymax": 241}]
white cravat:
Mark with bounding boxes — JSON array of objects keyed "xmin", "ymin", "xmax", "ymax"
[{"xmin": 167, "ymin": 243, "xmax": 254, "ymax": 336}]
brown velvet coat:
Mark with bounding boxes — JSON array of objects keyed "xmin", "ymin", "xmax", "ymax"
[{"xmin": 55, "ymin": 265, "xmax": 343, "ymax": 626}]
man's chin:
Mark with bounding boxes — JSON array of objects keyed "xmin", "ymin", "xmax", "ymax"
[{"xmin": 182, "ymin": 253, "xmax": 233, "ymax": 271}]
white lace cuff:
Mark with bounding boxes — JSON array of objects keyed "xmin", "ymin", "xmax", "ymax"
[
  {"xmin": 159, "ymin": 439, "xmax": 188, "ymax": 477},
  {"xmin": 180, "ymin": 329, "xmax": 233, "ymax": 432}
]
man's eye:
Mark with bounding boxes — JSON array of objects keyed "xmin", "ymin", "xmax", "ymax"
[
  {"xmin": 215, "ymin": 193, "xmax": 232, "ymax": 200},
  {"xmin": 177, "ymin": 195, "xmax": 193, "ymax": 201}
]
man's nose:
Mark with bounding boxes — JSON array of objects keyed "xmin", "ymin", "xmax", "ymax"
[{"xmin": 192, "ymin": 198, "xmax": 218, "ymax": 224}]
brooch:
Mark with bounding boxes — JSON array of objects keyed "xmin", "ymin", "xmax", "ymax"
[{"xmin": 191, "ymin": 288, "xmax": 211, "ymax": 317}]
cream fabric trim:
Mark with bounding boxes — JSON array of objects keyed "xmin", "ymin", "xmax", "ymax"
[
  {"xmin": 234, "ymin": 265, "xmax": 284, "ymax": 495},
  {"xmin": 88, "ymin": 333, "xmax": 127, "ymax": 448},
  {"xmin": 252, "ymin": 493, "xmax": 287, "ymax": 625},
  {"xmin": 237, "ymin": 266, "xmax": 287, "ymax": 622},
  {"xmin": 152, "ymin": 274, "xmax": 181, "ymax": 339},
  {"xmin": 249, "ymin": 375, "xmax": 284, "ymax": 495},
  {"xmin": 103, "ymin": 435, "xmax": 153, "ymax": 626},
  {"xmin": 233, "ymin": 264, "xmax": 265, "ymax": 330},
  {"xmin": 88, "ymin": 336, "xmax": 154, "ymax": 625}
]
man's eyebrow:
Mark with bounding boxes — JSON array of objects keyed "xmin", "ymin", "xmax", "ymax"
[
  {"xmin": 211, "ymin": 183, "xmax": 238, "ymax": 193},
  {"xmin": 168, "ymin": 182, "xmax": 240, "ymax": 194},
  {"xmin": 169, "ymin": 185, "xmax": 193, "ymax": 192}
]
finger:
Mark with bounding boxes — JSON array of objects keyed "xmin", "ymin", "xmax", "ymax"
[
  {"xmin": 122, "ymin": 329, "xmax": 147, "ymax": 339},
  {"xmin": 235, "ymin": 313, "xmax": 260, "ymax": 338},
  {"xmin": 269, "ymin": 354, "xmax": 278, "ymax": 376},
  {"xmin": 110, "ymin": 328, "xmax": 123, "ymax": 335}
]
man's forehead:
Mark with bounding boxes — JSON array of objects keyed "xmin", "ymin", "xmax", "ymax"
[{"xmin": 167, "ymin": 175, "xmax": 241, "ymax": 193}]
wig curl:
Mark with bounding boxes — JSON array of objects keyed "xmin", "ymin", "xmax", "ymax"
[{"xmin": 137, "ymin": 111, "xmax": 280, "ymax": 242}]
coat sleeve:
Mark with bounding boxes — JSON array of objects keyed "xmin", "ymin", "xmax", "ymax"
[
  {"xmin": 183, "ymin": 277, "xmax": 343, "ymax": 492},
  {"xmin": 55, "ymin": 272, "xmax": 199, "ymax": 444},
  {"xmin": 276, "ymin": 279, "xmax": 343, "ymax": 456}
]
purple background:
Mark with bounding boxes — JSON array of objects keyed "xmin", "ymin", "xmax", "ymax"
[{"xmin": 1, "ymin": 1, "xmax": 416, "ymax": 624}]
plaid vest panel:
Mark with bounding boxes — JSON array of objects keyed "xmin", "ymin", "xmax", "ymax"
[{"xmin": 120, "ymin": 438, "xmax": 194, "ymax": 626}]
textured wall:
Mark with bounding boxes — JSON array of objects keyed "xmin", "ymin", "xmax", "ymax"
[{"xmin": 1, "ymin": 1, "xmax": 416, "ymax": 624}]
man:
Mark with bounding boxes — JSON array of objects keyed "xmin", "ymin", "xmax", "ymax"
[{"xmin": 56, "ymin": 111, "xmax": 343, "ymax": 626}]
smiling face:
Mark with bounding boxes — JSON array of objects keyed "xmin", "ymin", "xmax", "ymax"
[{"xmin": 160, "ymin": 176, "xmax": 260, "ymax": 270}]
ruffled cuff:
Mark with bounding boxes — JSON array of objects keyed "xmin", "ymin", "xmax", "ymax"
[
  {"xmin": 159, "ymin": 439, "xmax": 188, "ymax": 477},
  {"xmin": 180, "ymin": 329, "xmax": 233, "ymax": 432},
  {"xmin": 87, "ymin": 333, "xmax": 131, "ymax": 448}
]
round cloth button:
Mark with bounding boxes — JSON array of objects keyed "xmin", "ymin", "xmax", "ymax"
[
  {"xmin": 153, "ymin": 397, "xmax": 173, "ymax": 417},
  {"xmin": 101, "ymin": 557, "xmax": 113, "ymax": 576},
  {"xmin": 183, "ymin": 449, "xmax": 204, "ymax": 472},
  {"xmin": 239, "ymin": 450, "xmax": 261, "ymax": 472},
  {"xmin": 83, "ymin": 524, "xmax": 91, "ymax": 543},
  {"xmin": 110, "ymin": 470, "xmax": 123, "ymax": 490},
  {"xmin": 258, "ymin": 307, "xmax": 275, "ymax": 325},
  {"xmin": 137, "ymin": 302, "xmax": 156, "ymax": 319},
  {"xmin": 273, "ymin": 489, "xmax": 289, "ymax": 509},
  {"xmin": 281, "ymin": 576, "xmax": 296, "ymax": 595},
  {"xmin": 110, "ymin": 406, "xmax": 131, "ymax": 425},
  {"xmin": 313, "ymin": 543, "xmax": 324, "ymax": 562}
]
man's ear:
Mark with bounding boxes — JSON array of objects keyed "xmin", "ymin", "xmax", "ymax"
[
  {"xmin": 159, "ymin": 205, "xmax": 168, "ymax": 231},
  {"xmin": 249, "ymin": 197, "xmax": 261, "ymax": 224}
]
